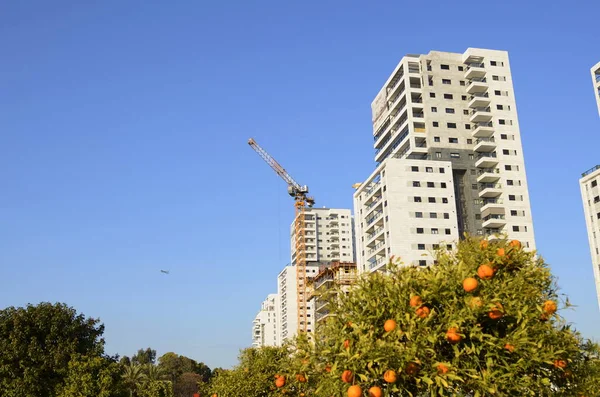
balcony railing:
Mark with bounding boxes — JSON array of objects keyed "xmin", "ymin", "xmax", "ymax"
[
  {"xmin": 483, "ymin": 198, "xmax": 504, "ymax": 205},
  {"xmin": 368, "ymin": 257, "xmax": 386, "ymax": 270},
  {"xmin": 475, "ymin": 122, "xmax": 494, "ymax": 128},
  {"xmin": 478, "ymin": 167, "xmax": 499, "ymax": 175},
  {"xmin": 413, "ymin": 112, "xmax": 424, "ymax": 118},
  {"xmin": 477, "ymin": 153, "xmax": 497, "ymax": 160},
  {"xmin": 366, "ymin": 196, "xmax": 382, "ymax": 210},
  {"xmin": 582, "ymin": 165, "xmax": 600, "ymax": 177},
  {"xmin": 476, "ymin": 137, "xmax": 495, "ymax": 143},
  {"xmin": 367, "ymin": 226, "xmax": 384, "ymax": 240},
  {"xmin": 470, "ymin": 107, "xmax": 491, "ymax": 114},
  {"xmin": 483, "ymin": 214, "xmax": 505, "ymax": 221},
  {"xmin": 469, "ymin": 77, "xmax": 487, "ymax": 84},
  {"xmin": 366, "ymin": 210, "xmax": 383, "ymax": 225},
  {"xmin": 470, "ymin": 92, "xmax": 489, "ymax": 99},
  {"xmin": 409, "ymin": 83, "xmax": 421, "ymax": 89},
  {"xmin": 365, "ymin": 181, "xmax": 381, "ymax": 196},
  {"xmin": 479, "ymin": 183, "xmax": 502, "ymax": 191},
  {"xmin": 367, "ymin": 241, "xmax": 385, "ymax": 255},
  {"xmin": 466, "ymin": 62, "xmax": 485, "ymax": 68}
]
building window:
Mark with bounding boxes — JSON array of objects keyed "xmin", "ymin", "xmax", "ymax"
[
  {"xmin": 471, "ymin": 169, "xmax": 476, "ymax": 175},
  {"xmin": 435, "ymin": 152, "xmax": 442, "ymax": 158},
  {"xmin": 509, "ymin": 195, "xmax": 516, "ymax": 201},
  {"xmin": 441, "ymin": 64, "xmax": 450, "ymax": 70},
  {"xmin": 499, "ymin": 119, "xmax": 506, "ymax": 125},
  {"xmin": 428, "ymin": 197, "xmax": 436, "ymax": 203},
  {"xmin": 430, "ymin": 92, "xmax": 436, "ymax": 98},
  {"xmin": 441, "ymin": 182, "xmax": 447, "ymax": 188},
  {"xmin": 475, "ymin": 214, "xmax": 481, "ymax": 220},
  {"xmin": 415, "ymin": 212, "xmax": 423, "ymax": 218},
  {"xmin": 431, "ymin": 107, "xmax": 437, "ymax": 112},
  {"xmin": 414, "ymin": 196, "xmax": 422, "ymax": 202},
  {"xmin": 494, "ymin": 90, "xmax": 501, "ymax": 96},
  {"xmin": 412, "ymin": 166, "xmax": 419, "ymax": 172},
  {"xmin": 431, "ymin": 228, "xmax": 439, "ymax": 234},
  {"xmin": 445, "ymin": 228, "xmax": 451, "ymax": 235},
  {"xmin": 592, "ymin": 180, "xmax": 598, "ymax": 187},
  {"xmin": 430, "ymin": 212, "xmax": 437, "ymax": 218},
  {"xmin": 442, "ymin": 79, "xmax": 451, "ymax": 85},
  {"xmin": 467, "ymin": 139, "xmax": 473, "ymax": 144},
  {"xmin": 447, "ymin": 123, "xmax": 457, "ymax": 128},
  {"xmin": 450, "ymin": 153, "xmax": 460, "ymax": 158},
  {"xmin": 442, "ymin": 197, "xmax": 448, "ymax": 203},
  {"xmin": 446, "ymin": 244, "xmax": 452, "ymax": 250},
  {"xmin": 468, "ymin": 154, "xmax": 474, "ymax": 160},
  {"xmin": 490, "ymin": 61, "xmax": 497, "ymax": 66},
  {"xmin": 444, "ymin": 93, "xmax": 453, "ymax": 99},
  {"xmin": 460, "ymin": 80, "xmax": 465, "ymax": 86},
  {"xmin": 434, "ymin": 136, "xmax": 440, "ymax": 142},
  {"xmin": 419, "ymin": 260, "xmax": 427, "ymax": 266},
  {"xmin": 462, "ymin": 95, "xmax": 467, "ymax": 100},
  {"xmin": 439, "ymin": 168, "xmax": 445, "ymax": 173},
  {"xmin": 463, "ymin": 109, "xmax": 469, "ymax": 115},
  {"xmin": 510, "ymin": 210, "xmax": 517, "ymax": 216},
  {"xmin": 458, "ymin": 66, "xmax": 464, "ymax": 71},
  {"xmin": 443, "ymin": 213, "xmax": 450, "ymax": 219},
  {"xmin": 465, "ymin": 124, "xmax": 471, "ymax": 130},
  {"xmin": 513, "ymin": 226, "xmax": 520, "ymax": 232},
  {"xmin": 446, "ymin": 108, "xmax": 455, "ymax": 114},
  {"xmin": 427, "ymin": 182, "xmax": 435, "ymax": 188},
  {"xmin": 449, "ymin": 137, "xmax": 458, "ymax": 143},
  {"xmin": 472, "ymin": 184, "xmax": 478, "ymax": 189},
  {"xmin": 418, "ymin": 244, "xmax": 425, "ymax": 250},
  {"xmin": 501, "ymin": 134, "xmax": 508, "ymax": 139},
  {"xmin": 417, "ymin": 228, "xmax": 424, "ymax": 234},
  {"xmin": 497, "ymin": 104, "xmax": 503, "ymax": 110},
  {"xmin": 505, "ymin": 165, "xmax": 512, "ymax": 171},
  {"xmin": 426, "ymin": 167, "xmax": 433, "ymax": 173},
  {"xmin": 433, "ymin": 122, "xmax": 439, "ymax": 127},
  {"xmin": 507, "ymin": 180, "xmax": 514, "ymax": 186},
  {"xmin": 503, "ymin": 149, "xmax": 510, "ymax": 155},
  {"xmin": 413, "ymin": 181, "xmax": 421, "ymax": 187}
]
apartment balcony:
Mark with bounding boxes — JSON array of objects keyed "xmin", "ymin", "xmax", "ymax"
[
  {"xmin": 366, "ymin": 225, "xmax": 385, "ymax": 242},
  {"xmin": 474, "ymin": 137, "xmax": 496, "ymax": 152},
  {"xmin": 481, "ymin": 199, "xmax": 505, "ymax": 218},
  {"xmin": 367, "ymin": 241, "xmax": 386, "ymax": 256},
  {"xmin": 477, "ymin": 168, "xmax": 501, "ymax": 183},
  {"xmin": 468, "ymin": 92, "xmax": 491, "ymax": 108},
  {"xmin": 464, "ymin": 63, "xmax": 486, "ymax": 79},
  {"xmin": 365, "ymin": 195, "xmax": 383, "ymax": 210},
  {"xmin": 475, "ymin": 153, "xmax": 498, "ymax": 168},
  {"xmin": 466, "ymin": 77, "xmax": 488, "ymax": 94},
  {"xmin": 364, "ymin": 181, "xmax": 382, "ymax": 199},
  {"xmin": 469, "ymin": 107, "xmax": 493, "ymax": 123},
  {"xmin": 479, "ymin": 198, "xmax": 504, "ymax": 216},
  {"xmin": 472, "ymin": 122, "xmax": 494, "ymax": 138},
  {"xmin": 482, "ymin": 214, "xmax": 506, "ymax": 229},
  {"xmin": 479, "ymin": 183, "xmax": 502, "ymax": 198},
  {"xmin": 329, "ymin": 229, "xmax": 339, "ymax": 235},
  {"xmin": 365, "ymin": 210, "xmax": 383, "ymax": 226}
]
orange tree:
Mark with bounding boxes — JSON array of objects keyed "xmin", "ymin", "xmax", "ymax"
[{"xmin": 308, "ymin": 237, "xmax": 600, "ymax": 396}]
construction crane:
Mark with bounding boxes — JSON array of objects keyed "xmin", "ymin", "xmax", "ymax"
[{"xmin": 247, "ymin": 138, "xmax": 315, "ymax": 334}]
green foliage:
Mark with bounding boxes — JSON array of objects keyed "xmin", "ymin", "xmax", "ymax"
[
  {"xmin": 0, "ymin": 302, "xmax": 106, "ymax": 397},
  {"xmin": 122, "ymin": 363, "xmax": 148, "ymax": 396},
  {"xmin": 174, "ymin": 372, "xmax": 202, "ymax": 397},
  {"xmin": 208, "ymin": 237, "xmax": 600, "ymax": 396},
  {"xmin": 56, "ymin": 354, "xmax": 126, "ymax": 397},
  {"xmin": 139, "ymin": 380, "xmax": 174, "ymax": 397},
  {"xmin": 132, "ymin": 348, "xmax": 157, "ymax": 366}
]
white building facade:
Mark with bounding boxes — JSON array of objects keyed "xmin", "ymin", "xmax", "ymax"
[
  {"xmin": 580, "ymin": 166, "xmax": 600, "ymax": 310},
  {"xmin": 355, "ymin": 48, "xmax": 536, "ymax": 272},
  {"xmin": 251, "ymin": 294, "xmax": 280, "ymax": 347}
]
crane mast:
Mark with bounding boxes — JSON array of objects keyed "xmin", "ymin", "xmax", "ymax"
[{"xmin": 248, "ymin": 138, "xmax": 314, "ymax": 334}]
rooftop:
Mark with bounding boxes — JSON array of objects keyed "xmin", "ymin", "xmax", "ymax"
[{"xmin": 582, "ymin": 165, "xmax": 600, "ymax": 178}]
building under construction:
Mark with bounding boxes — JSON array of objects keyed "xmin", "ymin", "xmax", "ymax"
[{"xmin": 307, "ymin": 261, "xmax": 358, "ymax": 327}]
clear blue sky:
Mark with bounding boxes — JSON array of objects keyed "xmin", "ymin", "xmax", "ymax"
[{"xmin": 1, "ymin": 0, "xmax": 599, "ymax": 369}]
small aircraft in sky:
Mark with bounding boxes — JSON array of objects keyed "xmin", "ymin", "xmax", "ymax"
[{"xmin": 160, "ymin": 270, "xmax": 170, "ymax": 274}]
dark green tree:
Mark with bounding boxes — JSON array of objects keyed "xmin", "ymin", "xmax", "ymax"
[
  {"xmin": 56, "ymin": 354, "xmax": 126, "ymax": 397},
  {"xmin": 0, "ymin": 302, "xmax": 106, "ymax": 397},
  {"xmin": 174, "ymin": 372, "xmax": 202, "ymax": 397},
  {"xmin": 132, "ymin": 348, "xmax": 157, "ymax": 366}
]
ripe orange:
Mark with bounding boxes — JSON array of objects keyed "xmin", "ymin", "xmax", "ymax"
[
  {"xmin": 415, "ymin": 306, "xmax": 430, "ymax": 318},
  {"xmin": 497, "ymin": 248, "xmax": 505, "ymax": 257},
  {"xmin": 324, "ymin": 365, "xmax": 331, "ymax": 373},
  {"xmin": 295, "ymin": 374, "xmax": 307, "ymax": 383},
  {"xmin": 480, "ymin": 240, "xmax": 489, "ymax": 249},
  {"xmin": 543, "ymin": 300, "xmax": 557, "ymax": 315},
  {"xmin": 477, "ymin": 264, "xmax": 495, "ymax": 280},
  {"xmin": 554, "ymin": 359, "xmax": 567, "ymax": 369},
  {"xmin": 368, "ymin": 386, "xmax": 383, "ymax": 397},
  {"xmin": 489, "ymin": 303, "xmax": 504, "ymax": 320},
  {"xmin": 384, "ymin": 319, "xmax": 397, "ymax": 332},
  {"xmin": 341, "ymin": 370, "xmax": 354, "ymax": 383},
  {"xmin": 347, "ymin": 385, "xmax": 362, "ymax": 397},
  {"xmin": 343, "ymin": 339, "xmax": 350, "ymax": 349},
  {"xmin": 446, "ymin": 328, "xmax": 461, "ymax": 344},
  {"xmin": 405, "ymin": 362, "xmax": 420, "ymax": 376},
  {"xmin": 436, "ymin": 363, "xmax": 449, "ymax": 374},
  {"xmin": 504, "ymin": 343, "xmax": 515, "ymax": 353},
  {"xmin": 383, "ymin": 369, "xmax": 397, "ymax": 383},
  {"xmin": 463, "ymin": 277, "xmax": 478, "ymax": 292},
  {"xmin": 409, "ymin": 295, "xmax": 423, "ymax": 307},
  {"xmin": 275, "ymin": 376, "xmax": 286, "ymax": 388},
  {"xmin": 509, "ymin": 240, "xmax": 521, "ymax": 249}
]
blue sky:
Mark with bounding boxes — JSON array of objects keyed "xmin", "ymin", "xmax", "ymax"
[{"xmin": 1, "ymin": 0, "xmax": 599, "ymax": 369}]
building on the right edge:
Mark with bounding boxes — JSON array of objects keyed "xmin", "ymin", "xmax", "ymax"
[
  {"xmin": 591, "ymin": 61, "xmax": 600, "ymax": 116},
  {"xmin": 354, "ymin": 48, "xmax": 536, "ymax": 273},
  {"xmin": 579, "ymin": 165, "xmax": 600, "ymax": 310}
]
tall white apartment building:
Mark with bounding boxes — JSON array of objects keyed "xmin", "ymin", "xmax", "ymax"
[
  {"xmin": 277, "ymin": 264, "xmax": 319, "ymax": 343},
  {"xmin": 291, "ymin": 208, "xmax": 355, "ymax": 266},
  {"xmin": 354, "ymin": 48, "xmax": 536, "ymax": 272},
  {"xmin": 580, "ymin": 166, "xmax": 600, "ymax": 310},
  {"xmin": 591, "ymin": 61, "xmax": 600, "ymax": 116},
  {"xmin": 251, "ymin": 294, "xmax": 280, "ymax": 347}
]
